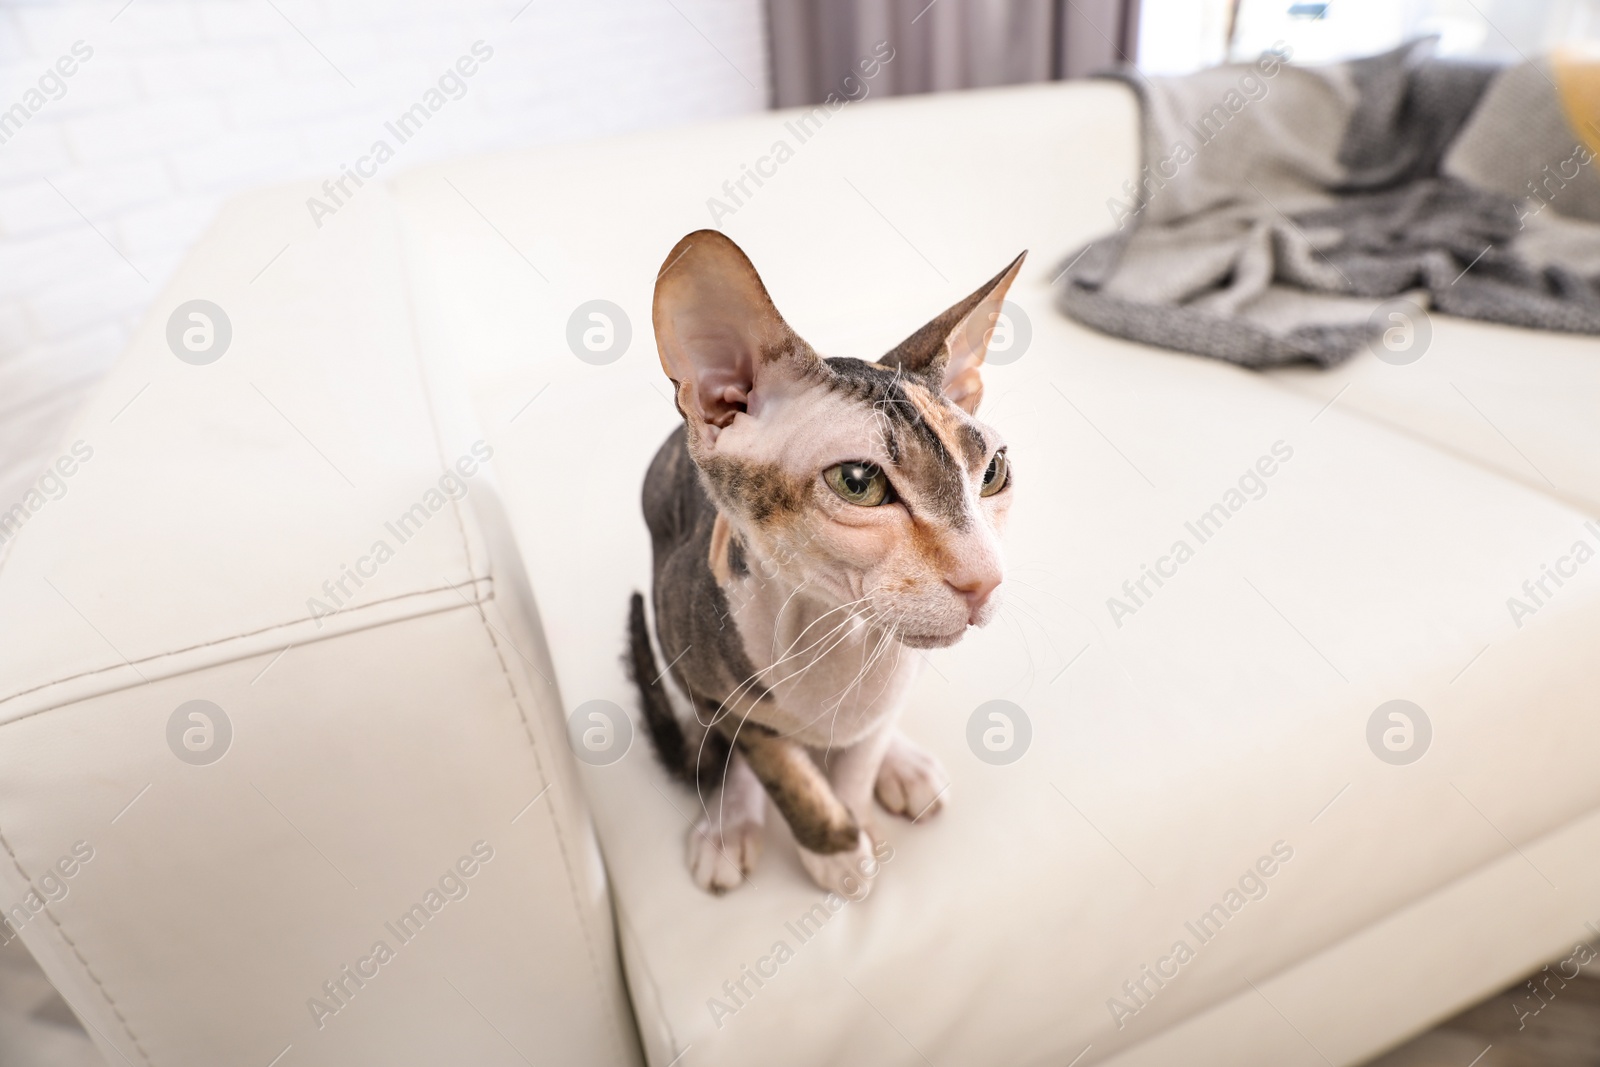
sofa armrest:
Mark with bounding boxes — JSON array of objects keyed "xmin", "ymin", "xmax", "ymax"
[{"xmin": 0, "ymin": 185, "xmax": 640, "ymax": 1065}]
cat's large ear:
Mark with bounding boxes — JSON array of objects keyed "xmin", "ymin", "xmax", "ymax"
[
  {"xmin": 881, "ymin": 251, "xmax": 1026, "ymax": 413},
  {"xmin": 653, "ymin": 230, "xmax": 819, "ymax": 445}
]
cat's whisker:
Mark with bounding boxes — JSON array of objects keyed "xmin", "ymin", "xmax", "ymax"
[
  {"xmin": 771, "ymin": 607, "xmax": 864, "ymax": 675},
  {"xmin": 723, "ymin": 608, "xmax": 874, "ymax": 794},
  {"xmin": 993, "ymin": 603, "xmax": 1039, "ymax": 692},
  {"xmin": 739, "ymin": 608, "xmax": 871, "ymax": 718},
  {"xmin": 690, "ymin": 598, "xmax": 875, "ymax": 814},
  {"xmin": 995, "ymin": 594, "xmax": 1062, "ymax": 660},
  {"xmin": 708, "ymin": 597, "xmax": 869, "ymax": 722},
  {"xmin": 760, "ymin": 605, "xmax": 872, "ymax": 702},
  {"xmin": 1000, "ymin": 579, "xmax": 1065, "ymax": 619},
  {"xmin": 999, "ymin": 579, "xmax": 1100, "ymax": 670},
  {"xmin": 819, "ymin": 621, "xmax": 897, "ymax": 756},
  {"xmin": 769, "ymin": 579, "xmax": 812, "ymax": 660},
  {"xmin": 763, "ymin": 595, "xmax": 872, "ymax": 671},
  {"xmin": 779, "ymin": 605, "xmax": 899, "ymax": 740},
  {"xmin": 769, "ymin": 618, "xmax": 879, "ymax": 738},
  {"xmin": 835, "ymin": 613, "xmax": 893, "ymax": 709},
  {"xmin": 1006, "ymin": 576, "xmax": 1110, "ymax": 644}
]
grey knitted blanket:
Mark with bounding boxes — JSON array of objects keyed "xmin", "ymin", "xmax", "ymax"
[{"xmin": 1055, "ymin": 41, "xmax": 1600, "ymax": 368}]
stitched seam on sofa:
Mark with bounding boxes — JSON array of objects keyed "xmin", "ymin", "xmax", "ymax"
[
  {"xmin": 0, "ymin": 594, "xmax": 500, "ymax": 736},
  {"xmin": 0, "ymin": 824, "xmax": 152, "ymax": 1065},
  {"xmin": 614, "ymin": 898, "xmax": 683, "ymax": 1060},
  {"xmin": 462, "ymin": 588, "xmax": 629, "ymax": 1054},
  {"xmin": 385, "ymin": 185, "xmax": 626, "ymax": 1060},
  {"xmin": 0, "ymin": 578, "xmax": 492, "ymax": 713}
]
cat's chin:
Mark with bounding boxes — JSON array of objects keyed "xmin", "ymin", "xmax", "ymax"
[{"xmin": 897, "ymin": 627, "xmax": 969, "ymax": 650}]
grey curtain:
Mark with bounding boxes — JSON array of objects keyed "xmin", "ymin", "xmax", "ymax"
[{"xmin": 767, "ymin": 0, "xmax": 1141, "ymax": 107}]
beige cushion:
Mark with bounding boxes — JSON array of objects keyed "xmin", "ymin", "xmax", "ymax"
[{"xmin": 390, "ymin": 81, "xmax": 1600, "ymax": 1066}]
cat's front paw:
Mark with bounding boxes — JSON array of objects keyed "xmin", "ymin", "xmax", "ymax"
[
  {"xmin": 875, "ymin": 732, "xmax": 950, "ymax": 821},
  {"xmin": 687, "ymin": 814, "xmax": 763, "ymax": 895},
  {"xmin": 797, "ymin": 830, "xmax": 882, "ymax": 899}
]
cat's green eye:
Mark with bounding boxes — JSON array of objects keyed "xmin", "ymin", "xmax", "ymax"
[
  {"xmin": 981, "ymin": 451, "xmax": 1010, "ymax": 497},
  {"xmin": 824, "ymin": 461, "xmax": 893, "ymax": 507}
]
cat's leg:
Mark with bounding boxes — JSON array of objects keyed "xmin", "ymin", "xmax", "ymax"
[
  {"xmin": 687, "ymin": 749, "xmax": 766, "ymax": 895},
  {"xmin": 874, "ymin": 729, "xmax": 950, "ymax": 821},
  {"xmin": 793, "ymin": 721, "xmax": 898, "ymax": 898},
  {"xmin": 735, "ymin": 728, "xmax": 861, "ymax": 856}
]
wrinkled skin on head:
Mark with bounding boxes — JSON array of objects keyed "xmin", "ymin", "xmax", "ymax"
[{"xmin": 653, "ymin": 230, "xmax": 1024, "ymax": 647}]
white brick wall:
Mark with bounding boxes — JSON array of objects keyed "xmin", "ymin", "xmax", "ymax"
[{"xmin": 0, "ymin": 0, "xmax": 768, "ymax": 507}]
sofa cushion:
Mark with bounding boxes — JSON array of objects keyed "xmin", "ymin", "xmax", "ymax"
[
  {"xmin": 391, "ymin": 81, "xmax": 1600, "ymax": 1066},
  {"xmin": 1263, "ymin": 316, "xmax": 1600, "ymax": 515}
]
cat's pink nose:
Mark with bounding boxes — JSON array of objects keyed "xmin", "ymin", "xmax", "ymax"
[{"xmin": 949, "ymin": 573, "xmax": 1001, "ymax": 623}]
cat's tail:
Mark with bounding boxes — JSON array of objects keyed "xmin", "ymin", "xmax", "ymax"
[
  {"xmin": 628, "ymin": 592, "xmax": 734, "ymax": 792},
  {"xmin": 628, "ymin": 591, "xmax": 694, "ymax": 784}
]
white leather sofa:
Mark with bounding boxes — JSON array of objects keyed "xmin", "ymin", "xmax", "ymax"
[{"xmin": 3, "ymin": 81, "xmax": 1598, "ymax": 1067}]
